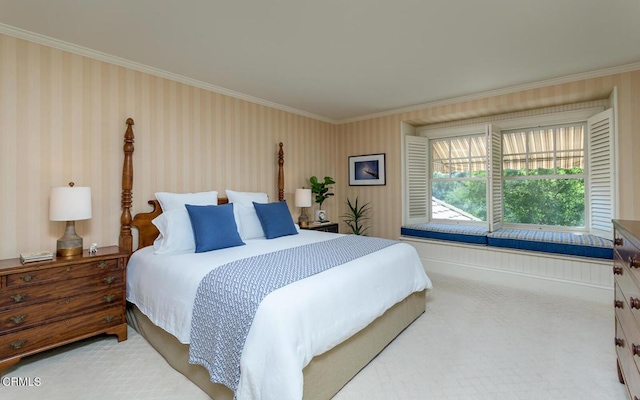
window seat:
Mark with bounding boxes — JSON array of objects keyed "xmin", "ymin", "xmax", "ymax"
[
  {"xmin": 486, "ymin": 229, "xmax": 613, "ymax": 259},
  {"xmin": 401, "ymin": 224, "xmax": 613, "ymax": 259},
  {"xmin": 400, "ymin": 223, "xmax": 488, "ymax": 245}
]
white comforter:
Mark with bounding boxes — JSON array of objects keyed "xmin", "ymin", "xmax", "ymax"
[{"xmin": 126, "ymin": 230, "xmax": 431, "ymax": 400}]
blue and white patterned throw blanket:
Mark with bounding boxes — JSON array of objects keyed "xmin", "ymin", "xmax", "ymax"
[{"xmin": 188, "ymin": 235, "xmax": 399, "ymax": 393}]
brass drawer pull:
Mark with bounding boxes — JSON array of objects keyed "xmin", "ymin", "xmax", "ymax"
[
  {"xmin": 9, "ymin": 314, "xmax": 26, "ymax": 325},
  {"xmin": 616, "ymin": 337, "xmax": 625, "ymax": 347},
  {"xmin": 10, "ymin": 293, "xmax": 27, "ymax": 303},
  {"xmin": 21, "ymin": 273, "xmax": 34, "ymax": 282},
  {"xmin": 631, "ymin": 298, "xmax": 640, "ymax": 309},
  {"xmin": 613, "ymin": 266, "xmax": 623, "ymax": 275},
  {"xmin": 615, "ymin": 237, "xmax": 624, "ymax": 246},
  {"xmin": 9, "ymin": 339, "xmax": 27, "ymax": 350},
  {"xmin": 102, "ymin": 276, "xmax": 116, "ymax": 284},
  {"xmin": 97, "ymin": 261, "xmax": 108, "ymax": 270},
  {"xmin": 103, "ymin": 315, "xmax": 114, "ymax": 323},
  {"xmin": 103, "ymin": 295, "xmax": 115, "ymax": 303},
  {"xmin": 630, "ymin": 255, "xmax": 640, "ymax": 269},
  {"xmin": 615, "ymin": 300, "xmax": 624, "ymax": 309}
]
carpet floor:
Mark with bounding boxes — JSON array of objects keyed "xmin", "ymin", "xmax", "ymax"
[{"xmin": 1, "ymin": 272, "xmax": 627, "ymax": 399}]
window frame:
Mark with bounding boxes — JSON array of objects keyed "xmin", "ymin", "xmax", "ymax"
[
  {"xmin": 408, "ymin": 107, "xmax": 611, "ymax": 235},
  {"xmin": 430, "ymin": 133, "xmax": 489, "ymax": 226},
  {"xmin": 500, "ymin": 122, "xmax": 588, "ymax": 232}
]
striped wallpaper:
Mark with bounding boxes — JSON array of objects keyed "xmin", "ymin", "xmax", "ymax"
[
  {"xmin": 0, "ymin": 34, "xmax": 337, "ymax": 259},
  {"xmin": 1, "ymin": 31, "xmax": 639, "ymax": 258},
  {"xmin": 337, "ymin": 70, "xmax": 640, "ymax": 240}
]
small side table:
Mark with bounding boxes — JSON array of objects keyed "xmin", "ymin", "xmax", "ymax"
[{"xmin": 301, "ymin": 223, "xmax": 339, "ymax": 233}]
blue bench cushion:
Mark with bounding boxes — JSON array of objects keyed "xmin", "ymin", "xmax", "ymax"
[
  {"xmin": 401, "ymin": 224, "xmax": 613, "ymax": 259},
  {"xmin": 487, "ymin": 229, "xmax": 613, "ymax": 259},
  {"xmin": 401, "ymin": 223, "xmax": 488, "ymax": 245}
]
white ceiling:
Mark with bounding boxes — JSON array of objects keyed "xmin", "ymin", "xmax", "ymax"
[{"xmin": 1, "ymin": 0, "xmax": 639, "ymax": 122}]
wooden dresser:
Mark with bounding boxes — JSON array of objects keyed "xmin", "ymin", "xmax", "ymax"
[
  {"xmin": 614, "ymin": 220, "xmax": 640, "ymax": 399},
  {"xmin": 0, "ymin": 246, "xmax": 128, "ymax": 375}
]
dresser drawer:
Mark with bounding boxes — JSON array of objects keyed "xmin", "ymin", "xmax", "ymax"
[
  {"xmin": 617, "ymin": 318, "xmax": 640, "ymax": 399},
  {"xmin": 616, "ymin": 265, "xmax": 640, "ymax": 326},
  {"xmin": 615, "ymin": 230, "xmax": 640, "ymax": 278},
  {"xmin": 0, "ymin": 306, "xmax": 124, "ymax": 359},
  {"xmin": 0, "ymin": 287, "xmax": 124, "ymax": 332},
  {"xmin": 0, "ymin": 271, "xmax": 124, "ymax": 310},
  {"xmin": 4, "ymin": 259, "xmax": 121, "ymax": 288}
]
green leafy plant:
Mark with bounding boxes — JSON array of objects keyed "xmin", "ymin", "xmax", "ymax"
[
  {"xmin": 309, "ymin": 176, "xmax": 335, "ymax": 209},
  {"xmin": 342, "ymin": 197, "xmax": 370, "ymax": 235}
]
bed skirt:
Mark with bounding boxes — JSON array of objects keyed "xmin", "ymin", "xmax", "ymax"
[{"xmin": 126, "ymin": 289, "xmax": 426, "ymax": 400}]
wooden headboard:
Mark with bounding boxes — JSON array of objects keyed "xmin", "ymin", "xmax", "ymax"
[{"xmin": 118, "ymin": 118, "xmax": 286, "ymax": 253}]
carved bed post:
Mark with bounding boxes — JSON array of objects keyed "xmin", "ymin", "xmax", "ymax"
[
  {"xmin": 278, "ymin": 142, "xmax": 284, "ymax": 202},
  {"xmin": 119, "ymin": 118, "xmax": 135, "ymax": 253}
]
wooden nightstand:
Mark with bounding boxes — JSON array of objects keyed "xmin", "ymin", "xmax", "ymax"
[
  {"xmin": 301, "ymin": 223, "xmax": 339, "ymax": 233},
  {"xmin": 0, "ymin": 246, "xmax": 128, "ymax": 375}
]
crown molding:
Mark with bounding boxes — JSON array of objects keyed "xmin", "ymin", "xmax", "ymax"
[
  {"xmin": 337, "ymin": 62, "xmax": 640, "ymax": 124},
  {"xmin": 0, "ymin": 23, "xmax": 338, "ymax": 125},
  {"xmin": 2, "ymin": 22, "xmax": 639, "ymax": 127}
]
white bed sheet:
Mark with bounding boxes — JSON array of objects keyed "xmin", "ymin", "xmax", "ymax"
[{"xmin": 126, "ymin": 230, "xmax": 431, "ymax": 400}]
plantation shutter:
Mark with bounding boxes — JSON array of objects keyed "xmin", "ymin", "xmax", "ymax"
[
  {"xmin": 405, "ymin": 135, "xmax": 430, "ymax": 224},
  {"xmin": 587, "ymin": 108, "xmax": 615, "ymax": 240},
  {"xmin": 487, "ymin": 124, "xmax": 503, "ymax": 232}
]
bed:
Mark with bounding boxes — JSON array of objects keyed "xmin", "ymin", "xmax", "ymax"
[{"xmin": 118, "ymin": 118, "xmax": 432, "ymax": 399}]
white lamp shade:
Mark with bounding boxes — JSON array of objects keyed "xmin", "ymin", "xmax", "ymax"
[
  {"xmin": 50, "ymin": 186, "xmax": 92, "ymax": 221},
  {"xmin": 295, "ymin": 188, "xmax": 312, "ymax": 207}
]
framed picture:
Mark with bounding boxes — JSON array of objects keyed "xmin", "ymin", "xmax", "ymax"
[{"xmin": 349, "ymin": 153, "xmax": 386, "ymax": 186}]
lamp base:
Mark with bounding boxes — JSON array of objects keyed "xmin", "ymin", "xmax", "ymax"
[
  {"xmin": 56, "ymin": 221, "xmax": 84, "ymax": 257},
  {"xmin": 298, "ymin": 207, "xmax": 310, "ymax": 228}
]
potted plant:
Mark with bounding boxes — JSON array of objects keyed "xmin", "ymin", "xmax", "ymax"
[
  {"xmin": 309, "ymin": 176, "xmax": 335, "ymax": 222},
  {"xmin": 342, "ymin": 197, "xmax": 370, "ymax": 235}
]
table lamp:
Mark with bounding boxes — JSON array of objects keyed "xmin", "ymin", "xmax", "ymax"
[
  {"xmin": 50, "ymin": 182, "xmax": 92, "ymax": 257},
  {"xmin": 295, "ymin": 188, "xmax": 312, "ymax": 228}
]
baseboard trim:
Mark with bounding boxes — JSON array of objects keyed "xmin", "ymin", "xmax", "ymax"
[
  {"xmin": 422, "ymin": 257, "xmax": 612, "ymax": 304},
  {"xmin": 400, "ymin": 237, "xmax": 613, "ymax": 305}
]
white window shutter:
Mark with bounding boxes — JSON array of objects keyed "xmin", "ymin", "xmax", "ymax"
[
  {"xmin": 587, "ymin": 108, "xmax": 615, "ymax": 240},
  {"xmin": 487, "ymin": 124, "xmax": 503, "ymax": 232},
  {"xmin": 405, "ymin": 135, "xmax": 430, "ymax": 224}
]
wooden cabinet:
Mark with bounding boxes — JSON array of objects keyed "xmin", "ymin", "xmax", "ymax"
[
  {"xmin": 301, "ymin": 223, "xmax": 339, "ymax": 233},
  {"xmin": 614, "ymin": 220, "xmax": 640, "ymax": 399},
  {"xmin": 0, "ymin": 246, "xmax": 128, "ymax": 375}
]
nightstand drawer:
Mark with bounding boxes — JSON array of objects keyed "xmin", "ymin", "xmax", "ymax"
[
  {"xmin": 0, "ymin": 287, "xmax": 125, "ymax": 332},
  {"xmin": 5, "ymin": 258, "xmax": 121, "ymax": 287},
  {"xmin": 0, "ymin": 306, "xmax": 124, "ymax": 359},
  {"xmin": 302, "ymin": 223, "xmax": 339, "ymax": 233},
  {"xmin": 0, "ymin": 272, "xmax": 124, "ymax": 310}
]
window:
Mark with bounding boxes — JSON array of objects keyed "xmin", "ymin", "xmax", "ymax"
[
  {"xmin": 404, "ymin": 108, "xmax": 616, "ymax": 239},
  {"xmin": 431, "ymin": 135, "xmax": 487, "ymax": 222},
  {"xmin": 502, "ymin": 123, "xmax": 586, "ymax": 229}
]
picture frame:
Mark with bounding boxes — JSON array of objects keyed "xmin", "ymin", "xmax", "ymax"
[{"xmin": 349, "ymin": 153, "xmax": 386, "ymax": 186}]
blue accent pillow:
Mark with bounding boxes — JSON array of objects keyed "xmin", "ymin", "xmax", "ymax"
[
  {"xmin": 185, "ymin": 203, "xmax": 245, "ymax": 252},
  {"xmin": 253, "ymin": 200, "xmax": 298, "ymax": 239}
]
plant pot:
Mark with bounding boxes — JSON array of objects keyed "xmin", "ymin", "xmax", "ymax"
[{"xmin": 314, "ymin": 209, "xmax": 328, "ymax": 222}]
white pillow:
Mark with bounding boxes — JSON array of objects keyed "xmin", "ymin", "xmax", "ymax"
[
  {"xmin": 155, "ymin": 191, "xmax": 218, "ymax": 211},
  {"xmin": 225, "ymin": 189, "xmax": 268, "ymax": 240},
  {"xmin": 152, "ymin": 209, "xmax": 196, "ymax": 254}
]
